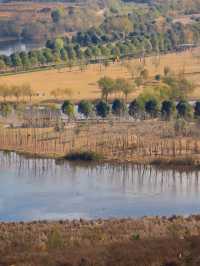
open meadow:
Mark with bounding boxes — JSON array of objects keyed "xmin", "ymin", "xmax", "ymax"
[{"xmin": 0, "ymin": 48, "xmax": 200, "ymax": 102}]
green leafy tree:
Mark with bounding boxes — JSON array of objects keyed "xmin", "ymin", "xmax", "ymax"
[
  {"xmin": 11, "ymin": 53, "xmax": 22, "ymax": 67},
  {"xmin": 112, "ymin": 99, "xmax": 126, "ymax": 116},
  {"xmin": 128, "ymin": 99, "xmax": 141, "ymax": 118},
  {"xmin": 98, "ymin": 77, "xmax": 114, "ymax": 102},
  {"xmin": 78, "ymin": 100, "xmax": 93, "ymax": 117},
  {"xmin": 43, "ymin": 49, "xmax": 54, "ymax": 63},
  {"xmin": 0, "ymin": 103, "xmax": 12, "ymax": 117},
  {"xmin": 66, "ymin": 46, "xmax": 76, "ymax": 61},
  {"xmin": 122, "ymin": 81, "xmax": 135, "ymax": 103},
  {"xmin": 0, "ymin": 59, "xmax": 6, "ymax": 70},
  {"xmin": 51, "ymin": 9, "xmax": 62, "ymax": 23},
  {"xmin": 176, "ymin": 100, "xmax": 192, "ymax": 118},
  {"xmin": 161, "ymin": 100, "xmax": 175, "ymax": 120},
  {"xmin": 60, "ymin": 48, "xmax": 68, "ymax": 61},
  {"xmin": 194, "ymin": 101, "xmax": 200, "ymax": 118},
  {"xmin": 61, "ymin": 100, "xmax": 75, "ymax": 119},
  {"xmin": 85, "ymin": 47, "xmax": 93, "ymax": 59},
  {"xmin": 54, "ymin": 38, "xmax": 64, "ymax": 50},
  {"xmin": 145, "ymin": 99, "xmax": 159, "ymax": 117},
  {"xmin": 96, "ymin": 100, "xmax": 110, "ymax": 118}
]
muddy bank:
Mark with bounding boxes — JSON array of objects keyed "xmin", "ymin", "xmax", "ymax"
[
  {"xmin": 0, "ymin": 216, "xmax": 200, "ymax": 265},
  {"xmin": 2, "ymin": 146, "xmax": 200, "ymax": 171}
]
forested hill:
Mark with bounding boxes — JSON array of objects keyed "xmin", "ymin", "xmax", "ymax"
[{"xmin": 0, "ymin": 0, "xmax": 200, "ymax": 70}]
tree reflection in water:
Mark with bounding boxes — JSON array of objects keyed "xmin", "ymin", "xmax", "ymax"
[{"xmin": 0, "ymin": 150, "xmax": 199, "ymax": 222}]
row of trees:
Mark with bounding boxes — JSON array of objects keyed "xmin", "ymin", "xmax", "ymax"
[
  {"xmin": 60, "ymin": 98, "xmax": 200, "ymax": 120},
  {"xmin": 0, "ymin": 38, "xmax": 156, "ymax": 70},
  {"xmin": 98, "ymin": 77, "xmax": 136, "ymax": 102},
  {"xmin": 0, "ymin": 84, "xmax": 33, "ymax": 102}
]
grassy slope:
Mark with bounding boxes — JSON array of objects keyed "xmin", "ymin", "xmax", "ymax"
[{"xmin": 0, "ymin": 48, "xmax": 200, "ymax": 101}]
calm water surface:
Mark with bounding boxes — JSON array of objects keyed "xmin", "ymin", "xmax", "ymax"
[{"xmin": 0, "ymin": 151, "xmax": 200, "ymax": 221}]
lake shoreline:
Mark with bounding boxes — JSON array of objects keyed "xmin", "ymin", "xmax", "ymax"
[{"xmin": 1, "ymin": 146, "xmax": 200, "ymax": 171}]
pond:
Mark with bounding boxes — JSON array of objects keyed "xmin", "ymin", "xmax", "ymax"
[{"xmin": 0, "ymin": 151, "xmax": 200, "ymax": 221}]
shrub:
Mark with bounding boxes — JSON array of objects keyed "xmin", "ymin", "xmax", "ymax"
[
  {"xmin": 128, "ymin": 99, "xmax": 141, "ymax": 117},
  {"xmin": 112, "ymin": 99, "xmax": 126, "ymax": 116},
  {"xmin": 161, "ymin": 100, "xmax": 175, "ymax": 120},
  {"xmin": 47, "ymin": 228, "xmax": 64, "ymax": 250},
  {"xmin": 61, "ymin": 100, "xmax": 75, "ymax": 118},
  {"xmin": 66, "ymin": 151, "xmax": 103, "ymax": 161},
  {"xmin": 155, "ymin": 74, "xmax": 161, "ymax": 81},
  {"xmin": 0, "ymin": 103, "xmax": 12, "ymax": 117},
  {"xmin": 176, "ymin": 100, "xmax": 192, "ymax": 118},
  {"xmin": 131, "ymin": 233, "xmax": 140, "ymax": 241},
  {"xmin": 194, "ymin": 101, "xmax": 200, "ymax": 118},
  {"xmin": 95, "ymin": 100, "xmax": 110, "ymax": 118},
  {"xmin": 145, "ymin": 99, "xmax": 159, "ymax": 117},
  {"xmin": 78, "ymin": 100, "xmax": 93, "ymax": 117}
]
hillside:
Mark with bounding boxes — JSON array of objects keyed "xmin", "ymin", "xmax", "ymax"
[{"xmin": 0, "ymin": 0, "xmax": 199, "ymax": 43}]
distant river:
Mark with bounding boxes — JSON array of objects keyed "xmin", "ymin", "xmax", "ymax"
[
  {"xmin": 0, "ymin": 40, "xmax": 43, "ymax": 56},
  {"xmin": 0, "ymin": 151, "xmax": 200, "ymax": 221}
]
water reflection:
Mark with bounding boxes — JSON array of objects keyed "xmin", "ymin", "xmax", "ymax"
[{"xmin": 0, "ymin": 151, "xmax": 200, "ymax": 221}]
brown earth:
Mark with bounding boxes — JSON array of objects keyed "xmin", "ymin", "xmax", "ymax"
[{"xmin": 0, "ymin": 216, "xmax": 200, "ymax": 265}]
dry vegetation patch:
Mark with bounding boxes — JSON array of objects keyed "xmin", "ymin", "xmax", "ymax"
[{"xmin": 0, "ymin": 216, "xmax": 200, "ymax": 265}]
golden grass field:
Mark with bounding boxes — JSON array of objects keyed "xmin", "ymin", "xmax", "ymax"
[{"xmin": 0, "ymin": 48, "xmax": 200, "ymax": 102}]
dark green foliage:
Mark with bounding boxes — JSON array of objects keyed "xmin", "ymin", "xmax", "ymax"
[
  {"xmin": 145, "ymin": 99, "xmax": 159, "ymax": 117},
  {"xmin": 66, "ymin": 151, "xmax": 102, "ymax": 161},
  {"xmin": 78, "ymin": 100, "xmax": 93, "ymax": 117},
  {"xmin": 51, "ymin": 9, "xmax": 62, "ymax": 23},
  {"xmin": 95, "ymin": 100, "xmax": 110, "ymax": 118},
  {"xmin": 128, "ymin": 99, "xmax": 140, "ymax": 117},
  {"xmin": 176, "ymin": 100, "xmax": 191, "ymax": 118},
  {"xmin": 0, "ymin": 103, "xmax": 12, "ymax": 117},
  {"xmin": 131, "ymin": 233, "xmax": 140, "ymax": 241},
  {"xmin": 155, "ymin": 74, "xmax": 161, "ymax": 81},
  {"xmin": 194, "ymin": 101, "xmax": 200, "ymax": 117},
  {"xmin": 61, "ymin": 100, "xmax": 75, "ymax": 118},
  {"xmin": 161, "ymin": 100, "xmax": 175, "ymax": 120},
  {"xmin": 112, "ymin": 99, "xmax": 126, "ymax": 116},
  {"xmin": 98, "ymin": 77, "xmax": 114, "ymax": 102}
]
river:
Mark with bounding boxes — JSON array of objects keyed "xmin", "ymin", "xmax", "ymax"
[{"xmin": 0, "ymin": 151, "xmax": 200, "ymax": 221}]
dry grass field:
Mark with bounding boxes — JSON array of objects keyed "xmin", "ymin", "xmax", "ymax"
[{"xmin": 0, "ymin": 48, "xmax": 200, "ymax": 102}]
